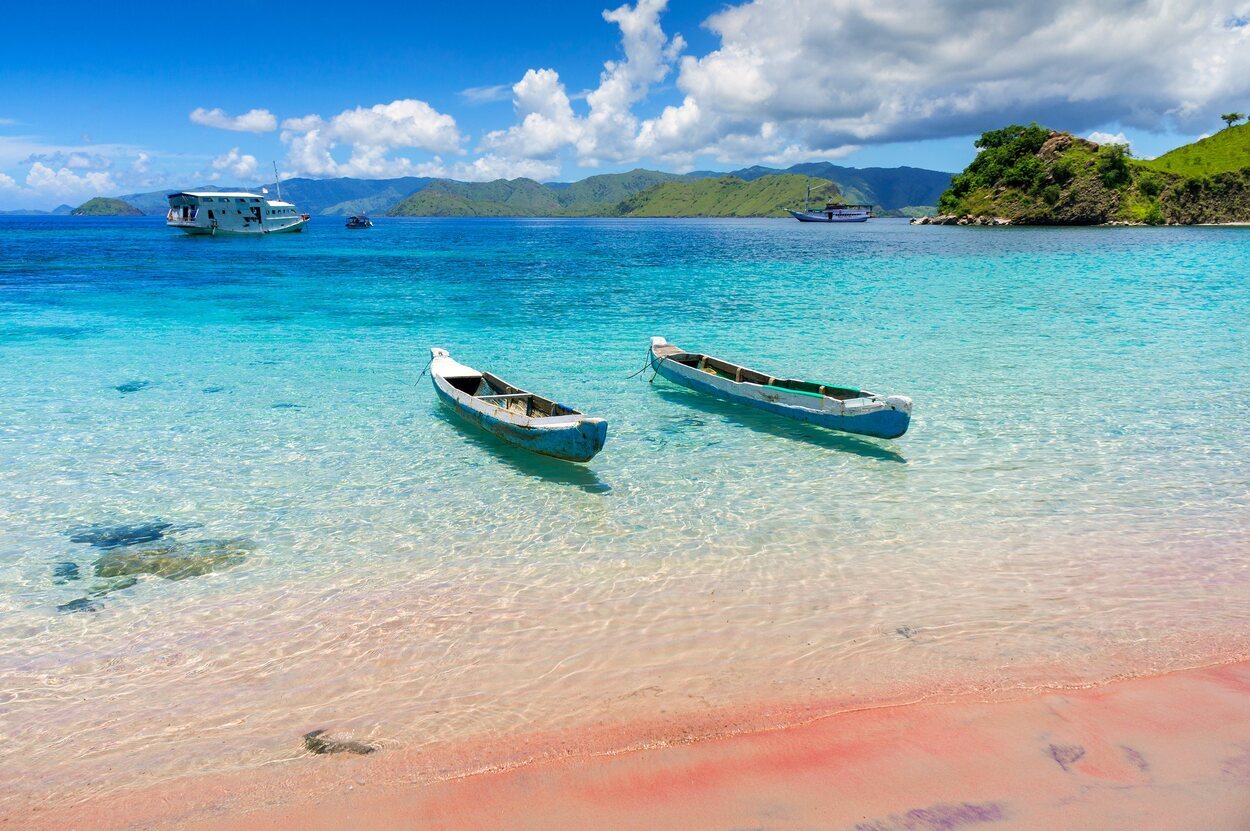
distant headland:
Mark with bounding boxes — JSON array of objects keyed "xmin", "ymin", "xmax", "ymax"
[{"xmin": 915, "ymin": 121, "xmax": 1250, "ymax": 226}]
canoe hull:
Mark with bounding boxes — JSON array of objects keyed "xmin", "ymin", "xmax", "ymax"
[
  {"xmin": 650, "ymin": 345, "xmax": 910, "ymax": 440},
  {"xmin": 432, "ymin": 375, "xmax": 607, "ymax": 463}
]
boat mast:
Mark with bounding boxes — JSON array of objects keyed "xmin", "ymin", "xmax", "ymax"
[
  {"xmin": 272, "ymin": 161, "xmax": 283, "ymax": 203},
  {"xmin": 805, "ymin": 179, "xmax": 811, "ymax": 212}
]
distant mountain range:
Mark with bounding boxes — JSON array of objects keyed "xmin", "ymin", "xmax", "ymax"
[
  {"xmin": 106, "ymin": 162, "xmax": 952, "ymax": 218},
  {"xmin": 0, "ymin": 204, "xmax": 72, "ymax": 216}
]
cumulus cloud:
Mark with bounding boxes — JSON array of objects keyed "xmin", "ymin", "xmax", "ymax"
[
  {"xmin": 209, "ymin": 147, "xmax": 259, "ymax": 181},
  {"xmin": 0, "ymin": 172, "xmax": 18, "ymax": 189},
  {"xmin": 478, "ymin": 0, "xmax": 685, "ymax": 174},
  {"xmin": 280, "ymin": 99, "xmax": 464, "ymax": 177},
  {"xmin": 1088, "ymin": 131, "xmax": 1131, "ymax": 148},
  {"xmin": 190, "ymin": 107, "xmax": 278, "ymax": 133},
  {"xmin": 641, "ymin": 0, "xmax": 1250, "ymax": 160},
  {"xmin": 25, "ymin": 161, "xmax": 115, "ymax": 197},
  {"xmin": 21, "ymin": 151, "xmax": 113, "ymax": 169}
]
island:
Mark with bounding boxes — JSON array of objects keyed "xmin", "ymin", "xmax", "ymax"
[
  {"xmin": 916, "ymin": 122, "xmax": 1250, "ymax": 226},
  {"xmin": 70, "ymin": 197, "xmax": 144, "ymax": 216}
]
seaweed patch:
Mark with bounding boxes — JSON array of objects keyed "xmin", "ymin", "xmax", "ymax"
[{"xmin": 851, "ymin": 801, "xmax": 1006, "ymax": 830}]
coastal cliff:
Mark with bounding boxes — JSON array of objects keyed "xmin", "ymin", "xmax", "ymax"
[{"xmin": 920, "ymin": 123, "xmax": 1250, "ymax": 226}]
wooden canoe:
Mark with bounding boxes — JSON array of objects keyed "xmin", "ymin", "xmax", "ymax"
[
  {"xmin": 430, "ymin": 348, "xmax": 608, "ymax": 463},
  {"xmin": 648, "ymin": 337, "xmax": 912, "ymax": 439}
]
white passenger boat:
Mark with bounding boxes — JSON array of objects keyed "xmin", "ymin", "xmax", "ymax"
[
  {"xmin": 166, "ymin": 167, "xmax": 309, "ymax": 235},
  {"xmin": 166, "ymin": 191, "xmax": 309, "ymax": 235}
]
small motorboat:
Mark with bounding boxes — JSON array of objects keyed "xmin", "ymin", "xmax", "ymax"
[
  {"xmin": 648, "ymin": 337, "xmax": 911, "ymax": 439},
  {"xmin": 429, "ymin": 348, "xmax": 608, "ymax": 462},
  {"xmin": 345, "ymin": 215, "xmax": 373, "ymax": 229}
]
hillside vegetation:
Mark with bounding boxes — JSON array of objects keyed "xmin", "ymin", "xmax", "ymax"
[
  {"xmin": 934, "ymin": 124, "xmax": 1250, "ymax": 225},
  {"xmin": 1138, "ymin": 122, "xmax": 1250, "ymax": 177},
  {"xmin": 615, "ymin": 175, "xmax": 830, "ymax": 217},
  {"xmin": 112, "ymin": 162, "xmax": 950, "ymax": 217},
  {"xmin": 71, "ymin": 197, "xmax": 142, "ymax": 216}
]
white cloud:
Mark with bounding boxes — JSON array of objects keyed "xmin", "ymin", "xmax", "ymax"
[
  {"xmin": 280, "ymin": 99, "xmax": 464, "ymax": 178},
  {"xmin": 476, "ymin": 0, "xmax": 685, "ymax": 175},
  {"xmin": 209, "ymin": 147, "xmax": 259, "ymax": 181},
  {"xmin": 641, "ymin": 0, "xmax": 1250, "ymax": 160},
  {"xmin": 190, "ymin": 107, "xmax": 278, "ymax": 133},
  {"xmin": 459, "ymin": 84, "xmax": 512, "ymax": 104},
  {"xmin": 1087, "ymin": 131, "xmax": 1130, "ymax": 148},
  {"xmin": 0, "ymin": 172, "xmax": 18, "ymax": 189},
  {"xmin": 25, "ymin": 161, "xmax": 115, "ymax": 197}
]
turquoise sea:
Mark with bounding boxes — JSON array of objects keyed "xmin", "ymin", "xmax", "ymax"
[{"xmin": 2, "ymin": 216, "xmax": 1249, "ymax": 805}]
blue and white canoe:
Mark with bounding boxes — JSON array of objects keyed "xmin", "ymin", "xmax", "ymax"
[
  {"xmin": 430, "ymin": 348, "xmax": 608, "ymax": 462},
  {"xmin": 648, "ymin": 337, "xmax": 911, "ymax": 440}
]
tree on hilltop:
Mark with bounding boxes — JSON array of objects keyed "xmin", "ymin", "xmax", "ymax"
[{"xmin": 1220, "ymin": 112, "xmax": 1245, "ymax": 128}]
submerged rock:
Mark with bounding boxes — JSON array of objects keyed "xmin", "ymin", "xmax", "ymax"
[
  {"xmin": 94, "ymin": 538, "xmax": 251, "ymax": 581},
  {"xmin": 89, "ymin": 575, "xmax": 139, "ymax": 595},
  {"xmin": 115, "ymin": 380, "xmax": 150, "ymax": 394},
  {"xmin": 68, "ymin": 520, "xmax": 173, "ymax": 550},
  {"xmin": 57, "ymin": 597, "xmax": 102, "ymax": 614},
  {"xmin": 52, "ymin": 562, "xmax": 80, "ymax": 584},
  {"xmin": 303, "ymin": 729, "xmax": 377, "ymax": 756}
]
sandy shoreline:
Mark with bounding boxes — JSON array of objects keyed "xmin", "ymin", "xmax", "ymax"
[{"xmin": 12, "ymin": 659, "xmax": 1250, "ymax": 830}]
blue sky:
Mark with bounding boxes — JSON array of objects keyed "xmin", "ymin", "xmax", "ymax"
[{"xmin": 2, "ymin": 0, "xmax": 1247, "ymax": 208}]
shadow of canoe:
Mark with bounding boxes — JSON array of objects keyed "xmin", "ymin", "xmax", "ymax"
[
  {"xmin": 651, "ymin": 385, "xmax": 907, "ymax": 464},
  {"xmin": 431, "ymin": 406, "xmax": 612, "ymax": 493}
]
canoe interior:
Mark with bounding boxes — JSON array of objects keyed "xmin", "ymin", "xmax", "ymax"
[
  {"xmin": 444, "ymin": 371, "xmax": 582, "ymax": 419},
  {"xmin": 662, "ymin": 352, "xmax": 864, "ymax": 400}
]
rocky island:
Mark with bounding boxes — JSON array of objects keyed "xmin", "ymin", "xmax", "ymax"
[
  {"xmin": 917, "ymin": 122, "xmax": 1250, "ymax": 226},
  {"xmin": 71, "ymin": 197, "xmax": 143, "ymax": 216}
]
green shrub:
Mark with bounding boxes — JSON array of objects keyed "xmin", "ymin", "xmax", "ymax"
[
  {"xmin": 1003, "ymin": 156, "xmax": 1044, "ymax": 189},
  {"xmin": 1041, "ymin": 184, "xmax": 1062, "ymax": 206},
  {"xmin": 1097, "ymin": 144, "xmax": 1132, "ymax": 188},
  {"xmin": 1051, "ymin": 159, "xmax": 1075, "ymax": 185},
  {"xmin": 1138, "ymin": 172, "xmax": 1162, "ymax": 197}
]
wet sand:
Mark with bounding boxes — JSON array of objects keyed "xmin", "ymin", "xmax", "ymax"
[{"xmin": 15, "ymin": 660, "xmax": 1250, "ymax": 831}]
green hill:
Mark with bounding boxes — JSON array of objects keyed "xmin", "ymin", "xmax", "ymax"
[
  {"xmin": 549, "ymin": 169, "xmax": 688, "ymax": 211},
  {"xmin": 722, "ymin": 163, "xmax": 950, "ymax": 211},
  {"xmin": 113, "ymin": 163, "xmax": 950, "ymax": 217},
  {"xmin": 71, "ymin": 197, "xmax": 142, "ymax": 216},
  {"xmin": 1138, "ymin": 123, "xmax": 1250, "ymax": 177},
  {"xmin": 933, "ymin": 123, "xmax": 1250, "ymax": 225},
  {"xmin": 615, "ymin": 174, "xmax": 831, "ymax": 217},
  {"xmin": 387, "ymin": 178, "xmax": 563, "ymax": 216}
]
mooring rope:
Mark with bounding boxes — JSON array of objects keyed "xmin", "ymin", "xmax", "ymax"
[{"xmin": 625, "ymin": 347, "xmax": 656, "ymax": 380}]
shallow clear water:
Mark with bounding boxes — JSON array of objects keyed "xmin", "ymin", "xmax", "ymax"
[{"xmin": 2, "ymin": 216, "xmax": 1249, "ymax": 803}]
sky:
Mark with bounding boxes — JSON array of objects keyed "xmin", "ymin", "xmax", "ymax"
[{"xmin": 2, "ymin": 0, "xmax": 1249, "ymax": 209}]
